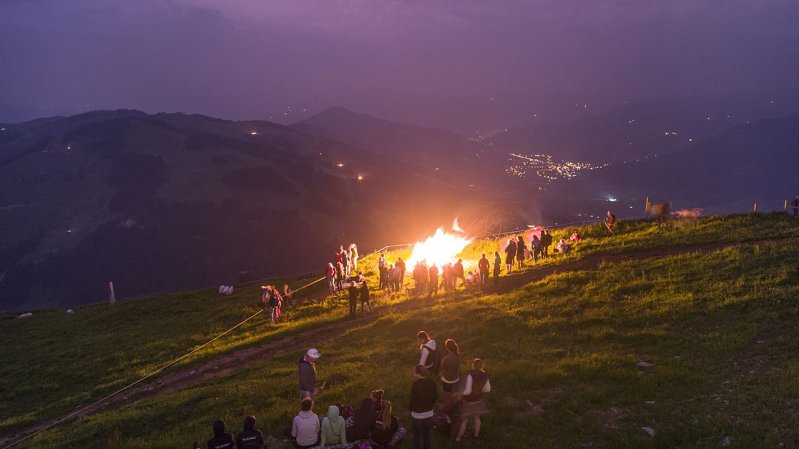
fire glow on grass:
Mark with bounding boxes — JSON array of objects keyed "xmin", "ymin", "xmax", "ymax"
[{"xmin": 405, "ymin": 226, "xmax": 472, "ymax": 268}]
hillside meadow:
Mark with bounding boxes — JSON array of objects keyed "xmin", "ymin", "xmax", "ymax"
[{"xmin": 1, "ymin": 213, "xmax": 798, "ymax": 448}]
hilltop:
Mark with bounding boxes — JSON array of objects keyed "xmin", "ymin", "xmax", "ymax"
[{"xmin": 2, "ymin": 213, "xmax": 799, "ymax": 449}]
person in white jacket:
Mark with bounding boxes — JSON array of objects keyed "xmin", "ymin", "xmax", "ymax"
[
  {"xmin": 456, "ymin": 358, "xmax": 492, "ymax": 442},
  {"xmin": 291, "ymin": 398, "xmax": 320, "ymax": 449}
]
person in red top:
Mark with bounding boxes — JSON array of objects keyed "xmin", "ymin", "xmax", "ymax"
[{"xmin": 477, "ymin": 254, "xmax": 490, "ymax": 290}]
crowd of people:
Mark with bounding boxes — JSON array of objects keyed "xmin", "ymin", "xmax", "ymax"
[
  {"xmin": 260, "ymin": 284, "xmax": 293, "ymax": 324},
  {"xmin": 327, "ymin": 244, "xmax": 360, "ymax": 293}
]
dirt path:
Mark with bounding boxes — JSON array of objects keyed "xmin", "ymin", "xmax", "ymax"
[{"xmin": 0, "ymin": 237, "xmax": 786, "ymax": 448}]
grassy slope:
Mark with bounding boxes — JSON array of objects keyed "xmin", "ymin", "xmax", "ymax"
[
  {"xmin": 2, "ymin": 213, "xmax": 798, "ymax": 444},
  {"xmin": 18, "ymin": 235, "xmax": 799, "ymax": 448}
]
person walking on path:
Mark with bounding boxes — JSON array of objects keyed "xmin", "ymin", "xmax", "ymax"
[
  {"xmin": 455, "ymin": 358, "xmax": 491, "ymax": 443},
  {"xmin": 235, "ymin": 415, "xmax": 264, "ymax": 449},
  {"xmin": 298, "ymin": 348, "xmax": 321, "ymax": 400},
  {"xmin": 504, "ymin": 238, "xmax": 516, "ymax": 273},
  {"xmin": 478, "ymin": 253, "xmax": 490, "ymax": 290},
  {"xmin": 516, "ymin": 235, "xmax": 527, "ymax": 269},
  {"xmin": 409, "ymin": 365, "xmax": 437, "ymax": 449},
  {"xmin": 493, "ymin": 251, "xmax": 501, "ymax": 286}
]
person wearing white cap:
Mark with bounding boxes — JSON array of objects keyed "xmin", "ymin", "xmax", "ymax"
[{"xmin": 298, "ymin": 348, "xmax": 321, "ymax": 400}]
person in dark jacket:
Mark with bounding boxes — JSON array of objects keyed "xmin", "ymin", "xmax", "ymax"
[
  {"xmin": 516, "ymin": 235, "xmax": 526, "ymax": 269},
  {"xmin": 348, "ymin": 283, "xmax": 359, "ymax": 318},
  {"xmin": 492, "ymin": 251, "xmax": 501, "ymax": 286},
  {"xmin": 207, "ymin": 419, "xmax": 235, "ymax": 449},
  {"xmin": 412, "ymin": 262, "xmax": 427, "ymax": 295},
  {"xmin": 359, "ymin": 280, "xmax": 372, "ymax": 314},
  {"xmin": 396, "ymin": 257, "xmax": 406, "ymax": 289},
  {"xmin": 298, "ymin": 348, "xmax": 320, "ymax": 400},
  {"xmin": 236, "ymin": 415, "xmax": 264, "ymax": 449},
  {"xmin": 409, "ymin": 365, "xmax": 437, "ymax": 449},
  {"xmin": 504, "ymin": 238, "xmax": 516, "ymax": 273},
  {"xmin": 347, "ymin": 397, "xmax": 376, "ymax": 442},
  {"xmin": 453, "ymin": 259, "xmax": 465, "ymax": 288},
  {"xmin": 541, "ymin": 230, "xmax": 552, "ymax": 259},
  {"xmin": 427, "ymin": 264, "xmax": 439, "ymax": 297}
]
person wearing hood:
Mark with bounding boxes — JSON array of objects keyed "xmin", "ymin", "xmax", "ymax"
[
  {"xmin": 235, "ymin": 415, "xmax": 264, "ymax": 449},
  {"xmin": 291, "ymin": 398, "xmax": 320, "ymax": 449},
  {"xmin": 320, "ymin": 405, "xmax": 347, "ymax": 446},
  {"xmin": 207, "ymin": 419, "xmax": 235, "ymax": 449},
  {"xmin": 298, "ymin": 348, "xmax": 320, "ymax": 400}
]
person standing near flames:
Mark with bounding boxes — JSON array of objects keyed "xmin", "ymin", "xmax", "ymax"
[
  {"xmin": 493, "ymin": 251, "xmax": 501, "ymax": 286},
  {"xmin": 428, "ymin": 264, "xmax": 439, "ymax": 297},
  {"xmin": 478, "ymin": 253, "xmax": 490, "ymax": 290},
  {"xmin": 504, "ymin": 238, "xmax": 516, "ymax": 274}
]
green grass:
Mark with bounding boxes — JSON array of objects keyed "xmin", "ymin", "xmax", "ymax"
[
  {"xmin": 15, "ymin": 237, "xmax": 799, "ymax": 448},
  {"xmin": 2, "ymin": 213, "xmax": 799, "ymax": 445}
]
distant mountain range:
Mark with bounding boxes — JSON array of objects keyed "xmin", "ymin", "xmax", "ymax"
[
  {"xmin": 0, "ymin": 110, "xmax": 513, "ymax": 310},
  {"xmin": 1, "ymin": 99, "xmax": 798, "ymax": 310}
]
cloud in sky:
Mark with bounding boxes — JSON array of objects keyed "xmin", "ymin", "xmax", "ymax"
[{"xmin": 1, "ymin": 0, "xmax": 797, "ymax": 127}]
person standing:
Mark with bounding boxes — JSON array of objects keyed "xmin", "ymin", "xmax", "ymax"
[
  {"xmin": 396, "ymin": 257, "xmax": 406, "ymax": 290},
  {"xmin": 206, "ymin": 419, "xmax": 235, "ymax": 449},
  {"xmin": 606, "ymin": 210, "xmax": 616, "ymax": 235},
  {"xmin": 516, "ymin": 235, "xmax": 526, "ymax": 269},
  {"xmin": 531, "ymin": 235, "xmax": 542, "ymax": 263},
  {"xmin": 504, "ymin": 238, "xmax": 516, "ymax": 273},
  {"xmin": 440, "ymin": 339, "xmax": 461, "ymax": 411},
  {"xmin": 350, "ymin": 243, "xmax": 359, "ymax": 271},
  {"xmin": 417, "ymin": 331, "xmax": 438, "ymax": 374},
  {"xmin": 413, "ymin": 262, "xmax": 427, "ymax": 295},
  {"xmin": 235, "ymin": 415, "xmax": 264, "ymax": 449},
  {"xmin": 427, "ymin": 264, "xmax": 439, "ymax": 297},
  {"xmin": 348, "ymin": 283, "xmax": 359, "ymax": 318},
  {"xmin": 793, "ymin": 197, "xmax": 799, "ymax": 217},
  {"xmin": 298, "ymin": 348, "xmax": 321, "ymax": 400},
  {"xmin": 453, "ymin": 259, "xmax": 465, "ymax": 288},
  {"xmin": 268, "ymin": 286, "xmax": 281, "ymax": 324},
  {"xmin": 541, "ymin": 230, "xmax": 552, "ymax": 259},
  {"xmin": 478, "ymin": 253, "xmax": 490, "ymax": 290},
  {"xmin": 291, "ymin": 398, "xmax": 320, "ymax": 449},
  {"xmin": 359, "ymin": 279, "xmax": 373, "ymax": 314},
  {"xmin": 492, "ymin": 251, "xmax": 501, "ymax": 287},
  {"xmin": 326, "ymin": 263, "xmax": 336, "ymax": 293},
  {"xmin": 409, "ymin": 365, "xmax": 437, "ymax": 449},
  {"xmin": 455, "ymin": 358, "xmax": 491, "ymax": 443}
]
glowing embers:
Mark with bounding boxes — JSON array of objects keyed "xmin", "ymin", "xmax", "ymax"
[{"xmin": 405, "ymin": 226, "xmax": 472, "ymax": 269}]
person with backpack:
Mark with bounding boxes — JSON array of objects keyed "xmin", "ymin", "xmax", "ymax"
[
  {"xmin": 478, "ymin": 253, "xmax": 490, "ymax": 290},
  {"xmin": 455, "ymin": 359, "xmax": 491, "ymax": 443},
  {"xmin": 291, "ymin": 398, "xmax": 320, "ymax": 449},
  {"xmin": 235, "ymin": 416, "xmax": 264, "ymax": 449},
  {"xmin": 207, "ymin": 419, "xmax": 235, "ymax": 449},
  {"xmin": 268, "ymin": 286, "xmax": 281, "ymax": 324},
  {"xmin": 504, "ymin": 238, "xmax": 516, "ymax": 273},
  {"xmin": 409, "ymin": 365, "xmax": 437, "ymax": 449},
  {"xmin": 320, "ymin": 405, "xmax": 347, "ymax": 446},
  {"xmin": 417, "ymin": 331, "xmax": 440, "ymax": 375},
  {"xmin": 492, "ymin": 251, "xmax": 501, "ymax": 287}
]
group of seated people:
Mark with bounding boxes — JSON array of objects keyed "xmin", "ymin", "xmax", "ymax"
[{"xmin": 290, "ymin": 389, "xmax": 405, "ymax": 449}]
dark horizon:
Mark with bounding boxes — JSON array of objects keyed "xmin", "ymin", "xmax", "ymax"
[{"xmin": 2, "ymin": 1, "xmax": 798, "ymax": 132}]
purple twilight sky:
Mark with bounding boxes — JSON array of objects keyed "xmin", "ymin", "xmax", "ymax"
[{"xmin": 1, "ymin": 0, "xmax": 798, "ymax": 130}]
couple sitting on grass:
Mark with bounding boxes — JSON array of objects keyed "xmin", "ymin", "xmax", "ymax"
[{"xmin": 290, "ymin": 389, "xmax": 405, "ymax": 449}]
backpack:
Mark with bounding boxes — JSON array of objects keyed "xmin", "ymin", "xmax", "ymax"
[{"xmin": 424, "ymin": 343, "xmax": 441, "ymax": 375}]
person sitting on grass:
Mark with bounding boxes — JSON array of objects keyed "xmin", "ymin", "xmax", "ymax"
[
  {"xmin": 206, "ymin": 419, "xmax": 235, "ymax": 449},
  {"xmin": 320, "ymin": 405, "xmax": 347, "ymax": 447},
  {"xmin": 555, "ymin": 238, "xmax": 571, "ymax": 255},
  {"xmin": 455, "ymin": 358, "xmax": 491, "ymax": 443},
  {"xmin": 291, "ymin": 398, "xmax": 320, "ymax": 449},
  {"xmin": 346, "ymin": 397, "xmax": 376, "ymax": 442},
  {"xmin": 371, "ymin": 399, "xmax": 406, "ymax": 449},
  {"xmin": 235, "ymin": 415, "xmax": 264, "ymax": 449}
]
